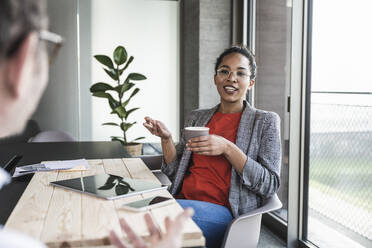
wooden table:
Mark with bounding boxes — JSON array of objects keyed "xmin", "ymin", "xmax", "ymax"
[{"xmin": 4, "ymin": 158, "xmax": 205, "ymax": 247}]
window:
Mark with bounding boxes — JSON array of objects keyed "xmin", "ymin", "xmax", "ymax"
[{"xmin": 303, "ymin": 0, "xmax": 372, "ymax": 247}]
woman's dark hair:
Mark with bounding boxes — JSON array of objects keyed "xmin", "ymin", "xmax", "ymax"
[
  {"xmin": 214, "ymin": 45, "xmax": 257, "ymax": 80},
  {"xmin": 0, "ymin": 0, "xmax": 47, "ymax": 61}
]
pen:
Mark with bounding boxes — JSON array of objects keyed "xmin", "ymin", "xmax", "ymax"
[{"xmin": 3, "ymin": 155, "xmax": 23, "ymax": 173}]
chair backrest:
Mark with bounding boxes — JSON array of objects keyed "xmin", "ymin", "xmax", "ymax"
[
  {"xmin": 28, "ymin": 130, "xmax": 75, "ymax": 143},
  {"xmin": 136, "ymin": 155, "xmax": 172, "ymax": 189},
  {"xmin": 222, "ymin": 194, "xmax": 282, "ymax": 248},
  {"xmin": 0, "ymin": 120, "xmax": 40, "ymax": 144}
]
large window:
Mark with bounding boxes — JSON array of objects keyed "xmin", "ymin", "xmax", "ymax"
[{"xmin": 304, "ymin": 0, "xmax": 372, "ymax": 247}]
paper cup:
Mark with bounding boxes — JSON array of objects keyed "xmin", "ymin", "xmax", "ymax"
[{"xmin": 184, "ymin": 127, "xmax": 210, "ymax": 141}]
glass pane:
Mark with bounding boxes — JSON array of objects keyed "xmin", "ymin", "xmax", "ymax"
[
  {"xmin": 308, "ymin": 0, "xmax": 372, "ymax": 247},
  {"xmin": 254, "ymin": 1, "xmax": 292, "ymax": 221}
]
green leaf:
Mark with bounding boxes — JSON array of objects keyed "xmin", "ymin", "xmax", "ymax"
[
  {"xmin": 120, "ymin": 122, "xmax": 136, "ymax": 132},
  {"xmin": 90, "ymin": 82, "xmax": 114, "ymax": 93},
  {"xmin": 113, "ymin": 106, "xmax": 126, "ymax": 118},
  {"xmin": 92, "ymin": 92, "xmax": 117, "ymax": 104},
  {"xmin": 126, "ymin": 107, "xmax": 139, "ymax": 118},
  {"xmin": 111, "ymin": 136, "xmax": 123, "ymax": 140},
  {"xmin": 104, "ymin": 68, "xmax": 118, "ymax": 81},
  {"xmin": 132, "ymin": 137, "xmax": 145, "ymax": 141},
  {"xmin": 128, "ymin": 73, "xmax": 146, "ymax": 81},
  {"xmin": 113, "ymin": 46, "xmax": 127, "ymax": 65},
  {"xmin": 121, "ymin": 82, "xmax": 135, "ymax": 96},
  {"xmin": 94, "ymin": 55, "xmax": 114, "ymax": 69},
  {"xmin": 129, "ymin": 88, "xmax": 140, "ymax": 99},
  {"xmin": 122, "ymin": 99, "xmax": 130, "ymax": 108},
  {"xmin": 121, "ymin": 56, "xmax": 134, "ymax": 73},
  {"xmin": 111, "ymin": 137, "xmax": 125, "ymax": 145},
  {"xmin": 108, "ymin": 99, "xmax": 120, "ymax": 110},
  {"xmin": 102, "ymin": 122, "xmax": 119, "ymax": 126}
]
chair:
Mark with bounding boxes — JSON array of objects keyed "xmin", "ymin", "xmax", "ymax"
[
  {"xmin": 137, "ymin": 155, "xmax": 172, "ymax": 189},
  {"xmin": 0, "ymin": 120, "xmax": 40, "ymax": 144},
  {"xmin": 28, "ymin": 130, "xmax": 75, "ymax": 142},
  {"xmin": 221, "ymin": 194, "xmax": 283, "ymax": 248}
]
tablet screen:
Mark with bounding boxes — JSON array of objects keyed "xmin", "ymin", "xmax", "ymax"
[{"xmin": 50, "ymin": 173, "xmax": 164, "ymax": 200}]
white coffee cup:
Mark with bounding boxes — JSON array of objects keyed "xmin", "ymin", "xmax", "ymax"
[{"xmin": 184, "ymin": 127, "xmax": 210, "ymax": 141}]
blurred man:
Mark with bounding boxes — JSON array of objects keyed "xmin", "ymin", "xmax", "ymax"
[{"xmin": 0, "ymin": 0, "xmax": 192, "ymax": 247}]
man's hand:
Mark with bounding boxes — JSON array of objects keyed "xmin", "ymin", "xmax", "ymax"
[
  {"xmin": 109, "ymin": 208, "xmax": 194, "ymax": 248},
  {"xmin": 143, "ymin": 117, "xmax": 172, "ymax": 140},
  {"xmin": 186, "ymin": 134, "xmax": 230, "ymax": 156}
]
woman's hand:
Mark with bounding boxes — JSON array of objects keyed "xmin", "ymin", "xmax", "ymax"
[
  {"xmin": 109, "ymin": 208, "xmax": 194, "ymax": 248},
  {"xmin": 186, "ymin": 134, "xmax": 230, "ymax": 156},
  {"xmin": 143, "ymin": 117, "xmax": 172, "ymax": 140}
]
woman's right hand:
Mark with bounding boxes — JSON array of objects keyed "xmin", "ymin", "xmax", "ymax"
[{"xmin": 143, "ymin": 117, "xmax": 172, "ymax": 140}]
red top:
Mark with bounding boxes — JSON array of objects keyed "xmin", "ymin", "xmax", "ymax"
[{"xmin": 177, "ymin": 111, "xmax": 242, "ymax": 207}]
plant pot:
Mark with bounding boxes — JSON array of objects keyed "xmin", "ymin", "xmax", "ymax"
[{"xmin": 124, "ymin": 143, "xmax": 143, "ymax": 157}]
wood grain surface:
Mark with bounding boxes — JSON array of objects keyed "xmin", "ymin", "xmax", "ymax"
[{"xmin": 4, "ymin": 158, "xmax": 204, "ymax": 247}]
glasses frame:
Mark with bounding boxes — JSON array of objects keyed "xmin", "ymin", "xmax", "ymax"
[
  {"xmin": 39, "ymin": 30, "xmax": 63, "ymax": 65},
  {"xmin": 216, "ymin": 68, "xmax": 251, "ymax": 81}
]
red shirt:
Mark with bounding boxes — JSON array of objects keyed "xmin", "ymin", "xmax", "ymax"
[{"xmin": 177, "ymin": 111, "xmax": 242, "ymax": 207}]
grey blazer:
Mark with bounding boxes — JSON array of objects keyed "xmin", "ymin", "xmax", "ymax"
[{"xmin": 161, "ymin": 100, "xmax": 281, "ymax": 218}]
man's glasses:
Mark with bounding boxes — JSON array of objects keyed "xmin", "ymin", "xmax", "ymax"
[
  {"xmin": 6, "ymin": 30, "xmax": 63, "ymax": 65},
  {"xmin": 39, "ymin": 30, "xmax": 63, "ymax": 65},
  {"xmin": 216, "ymin": 68, "xmax": 250, "ymax": 80}
]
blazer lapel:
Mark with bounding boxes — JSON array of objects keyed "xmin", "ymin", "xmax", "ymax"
[{"xmin": 235, "ymin": 101, "xmax": 257, "ymax": 154}]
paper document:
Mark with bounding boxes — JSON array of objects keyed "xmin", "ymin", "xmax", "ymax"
[
  {"xmin": 44, "ymin": 159, "xmax": 89, "ymax": 171},
  {"xmin": 12, "ymin": 159, "xmax": 90, "ymax": 177}
]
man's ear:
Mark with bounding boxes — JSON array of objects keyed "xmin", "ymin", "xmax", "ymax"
[
  {"xmin": 248, "ymin": 79, "xmax": 255, "ymax": 89},
  {"xmin": 5, "ymin": 33, "xmax": 37, "ymax": 98}
]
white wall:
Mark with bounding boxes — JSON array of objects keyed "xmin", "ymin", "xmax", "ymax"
[
  {"xmin": 90, "ymin": 0, "xmax": 180, "ymax": 143},
  {"xmin": 33, "ymin": 0, "xmax": 180, "ymax": 143},
  {"xmin": 33, "ymin": 0, "xmax": 80, "ymax": 138}
]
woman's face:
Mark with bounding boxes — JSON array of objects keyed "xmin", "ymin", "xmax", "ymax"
[{"xmin": 214, "ymin": 52, "xmax": 254, "ymax": 105}]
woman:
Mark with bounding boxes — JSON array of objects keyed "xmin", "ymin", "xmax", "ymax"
[{"xmin": 143, "ymin": 46, "xmax": 281, "ymax": 248}]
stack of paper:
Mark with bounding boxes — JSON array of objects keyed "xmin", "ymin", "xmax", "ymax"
[{"xmin": 13, "ymin": 159, "xmax": 90, "ymax": 177}]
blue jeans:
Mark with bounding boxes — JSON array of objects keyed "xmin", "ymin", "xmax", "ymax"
[{"xmin": 177, "ymin": 199, "xmax": 233, "ymax": 248}]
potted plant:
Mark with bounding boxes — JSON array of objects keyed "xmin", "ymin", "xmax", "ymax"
[{"xmin": 90, "ymin": 45, "xmax": 146, "ymax": 156}]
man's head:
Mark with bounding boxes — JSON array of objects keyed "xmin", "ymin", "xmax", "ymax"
[{"xmin": 0, "ymin": 0, "xmax": 49, "ymax": 138}]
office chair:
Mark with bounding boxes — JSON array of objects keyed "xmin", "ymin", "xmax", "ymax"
[
  {"xmin": 137, "ymin": 154, "xmax": 172, "ymax": 189},
  {"xmin": 221, "ymin": 193, "xmax": 283, "ymax": 248}
]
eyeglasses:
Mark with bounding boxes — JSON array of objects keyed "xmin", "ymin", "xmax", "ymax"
[
  {"xmin": 39, "ymin": 30, "xmax": 63, "ymax": 65},
  {"xmin": 216, "ymin": 68, "xmax": 250, "ymax": 80},
  {"xmin": 6, "ymin": 30, "xmax": 63, "ymax": 65}
]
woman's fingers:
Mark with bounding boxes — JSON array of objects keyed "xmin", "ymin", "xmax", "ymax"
[
  {"xmin": 187, "ymin": 140, "xmax": 209, "ymax": 148},
  {"xmin": 109, "ymin": 231, "xmax": 127, "ymax": 248}
]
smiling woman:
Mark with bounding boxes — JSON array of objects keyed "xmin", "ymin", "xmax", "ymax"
[{"xmin": 143, "ymin": 45, "xmax": 282, "ymax": 248}]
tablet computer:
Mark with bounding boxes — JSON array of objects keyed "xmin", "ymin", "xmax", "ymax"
[{"xmin": 50, "ymin": 173, "xmax": 166, "ymax": 200}]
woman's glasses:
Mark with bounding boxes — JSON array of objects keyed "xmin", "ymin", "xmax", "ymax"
[
  {"xmin": 39, "ymin": 30, "xmax": 63, "ymax": 65},
  {"xmin": 216, "ymin": 68, "xmax": 250, "ymax": 80}
]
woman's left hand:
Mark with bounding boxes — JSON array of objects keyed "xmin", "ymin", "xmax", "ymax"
[{"xmin": 186, "ymin": 135, "xmax": 229, "ymax": 156}]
